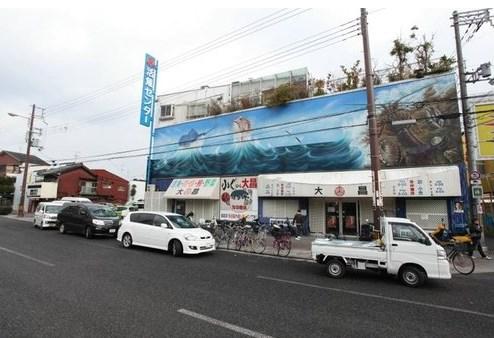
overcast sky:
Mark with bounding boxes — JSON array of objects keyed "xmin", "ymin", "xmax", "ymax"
[{"xmin": 1, "ymin": 4, "xmax": 493, "ymax": 180}]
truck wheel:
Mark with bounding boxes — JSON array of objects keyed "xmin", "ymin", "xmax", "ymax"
[
  {"xmin": 400, "ymin": 266, "xmax": 426, "ymax": 287},
  {"xmin": 326, "ymin": 258, "xmax": 346, "ymax": 279}
]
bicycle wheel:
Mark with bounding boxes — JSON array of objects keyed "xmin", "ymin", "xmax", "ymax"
[
  {"xmin": 452, "ymin": 252, "xmax": 475, "ymax": 275},
  {"xmin": 251, "ymin": 236, "xmax": 266, "ymax": 254},
  {"xmin": 277, "ymin": 239, "xmax": 291, "ymax": 257},
  {"xmin": 234, "ymin": 232, "xmax": 243, "ymax": 251}
]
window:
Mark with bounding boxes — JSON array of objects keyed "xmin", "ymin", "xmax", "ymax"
[
  {"xmin": 117, "ymin": 186, "xmax": 125, "ymax": 192},
  {"xmin": 166, "ymin": 215, "xmax": 196, "ymax": 229},
  {"xmin": 390, "ymin": 222, "xmax": 430, "ymax": 245},
  {"xmin": 88, "ymin": 205, "xmax": 117, "ymax": 217},
  {"xmin": 152, "ymin": 215, "xmax": 167, "ymax": 227},
  {"xmin": 130, "ymin": 213, "xmax": 154, "ymax": 225},
  {"xmin": 160, "ymin": 104, "xmax": 174, "ymax": 120},
  {"xmin": 186, "ymin": 103, "xmax": 207, "ymax": 119},
  {"xmin": 102, "ymin": 182, "xmax": 112, "ymax": 189}
]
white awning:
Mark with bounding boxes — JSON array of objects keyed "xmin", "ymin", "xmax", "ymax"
[
  {"xmin": 164, "ymin": 177, "xmax": 220, "ymax": 200},
  {"xmin": 258, "ymin": 166, "xmax": 461, "ymax": 198}
]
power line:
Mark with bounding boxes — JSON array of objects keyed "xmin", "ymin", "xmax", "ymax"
[
  {"xmin": 48, "ymin": 93, "xmax": 494, "ymax": 164},
  {"xmin": 46, "ymin": 24, "xmax": 360, "ymax": 130},
  {"xmin": 46, "ymin": 9, "xmax": 311, "ymax": 115}
]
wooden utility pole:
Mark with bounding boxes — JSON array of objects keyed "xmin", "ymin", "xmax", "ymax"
[
  {"xmin": 17, "ymin": 104, "xmax": 36, "ymax": 217},
  {"xmin": 360, "ymin": 8, "xmax": 382, "ymax": 229}
]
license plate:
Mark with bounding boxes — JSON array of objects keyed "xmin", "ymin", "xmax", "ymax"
[{"xmin": 109, "ymin": 229, "xmax": 116, "ymax": 233}]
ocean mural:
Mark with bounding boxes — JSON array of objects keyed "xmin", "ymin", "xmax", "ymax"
[{"xmin": 150, "ymin": 73, "xmax": 461, "ymax": 179}]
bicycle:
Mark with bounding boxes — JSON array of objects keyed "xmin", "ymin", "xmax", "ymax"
[
  {"xmin": 271, "ymin": 224, "xmax": 291, "ymax": 256},
  {"xmin": 442, "ymin": 240, "xmax": 475, "ymax": 275}
]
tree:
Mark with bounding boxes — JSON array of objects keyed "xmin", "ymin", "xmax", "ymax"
[
  {"xmin": 313, "ymin": 79, "xmax": 326, "ymax": 96},
  {"xmin": 338, "ymin": 60, "xmax": 362, "ymax": 91},
  {"xmin": 388, "ymin": 38, "xmax": 414, "ymax": 81},
  {"xmin": 130, "ymin": 184, "xmax": 136, "ymax": 201}
]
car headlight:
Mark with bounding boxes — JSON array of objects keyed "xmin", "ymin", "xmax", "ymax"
[
  {"xmin": 92, "ymin": 219, "xmax": 105, "ymax": 226},
  {"xmin": 437, "ymin": 247, "xmax": 447, "ymax": 260},
  {"xmin": 184, "ymin": 234, "xmax": 198, "ymax": 241}
]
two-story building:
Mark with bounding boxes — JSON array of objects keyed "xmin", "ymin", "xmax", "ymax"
[
  {"xmin": 25, "ymin": 163, "xmax": 129, "ymax": 211},
  {"xmin": 0, "ymin": 150, "xmax": 49, "ymax": 176}
]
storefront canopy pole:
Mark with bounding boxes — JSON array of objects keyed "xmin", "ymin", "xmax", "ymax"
[{"xmin": 361, "ymin": 8, "xmax": 383, "ymax": 229}]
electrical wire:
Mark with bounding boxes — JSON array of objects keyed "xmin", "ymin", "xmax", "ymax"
[
  {"xmin": 45, "ymin": 25, "xmax": 360, "ymax": 131},
  {"xmin": 46, "ymin": 9, "xmax": 311, "ymax": 115}
]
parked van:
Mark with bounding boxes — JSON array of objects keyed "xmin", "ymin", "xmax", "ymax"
[
  {"xmin": 60, "ymin": 197, "xmax": 92, "ymax": 203},
  {"xmin": 34, "ymin": 201, "xmax": 67, "ymax": 229}
]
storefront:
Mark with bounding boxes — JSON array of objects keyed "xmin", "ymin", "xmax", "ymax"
[
  {"xmin": 259, "ymin": 166, "xmax": 462, "ymax": 235},
  {"xmin": 164, "ymin": 177, "xmax": 220, "ymax": 223}
]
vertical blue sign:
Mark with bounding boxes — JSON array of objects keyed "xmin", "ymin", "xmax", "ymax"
[{"xmin": 140, "ymin": 54, "xmax": 158, "ymax": 127}]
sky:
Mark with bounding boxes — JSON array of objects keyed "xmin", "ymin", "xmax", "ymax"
[{"xmin": 1, "ymin": 2, "xmax": 493, "ymax": 181}]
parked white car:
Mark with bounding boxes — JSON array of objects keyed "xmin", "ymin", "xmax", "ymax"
[
  {"xmin": 117, "ymin": 211, "xmax": 215, "ymax": 256},
  {"xmin": 34, "ymin": 201, "xmax": 67, "ymax": 229}
]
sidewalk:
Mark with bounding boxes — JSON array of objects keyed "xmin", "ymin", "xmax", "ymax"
[{"xmin": 1, "ymin": 214, "xmax": 34, "ymax": 223}]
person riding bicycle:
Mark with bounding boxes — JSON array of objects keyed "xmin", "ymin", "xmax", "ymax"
[{"xmin": 431, "ymin": 220, "xmax": 451, "ymax": 244}]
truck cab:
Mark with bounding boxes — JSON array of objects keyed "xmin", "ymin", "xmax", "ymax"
[{"xmin": 312, "ymin": 217, "xmax": 450, "ymax": 287}]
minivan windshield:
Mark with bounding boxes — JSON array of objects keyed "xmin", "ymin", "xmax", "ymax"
[
  {"xmin": 88, "ymin": 205, "xmax": 118, "ymax": 218},
  {"xmin": 45, "ymin": 205, "xmax": 63, "ymax": 214},
  {"xmin": 167, "ymin": 215, "xmax": 197, "ymax": 229}
]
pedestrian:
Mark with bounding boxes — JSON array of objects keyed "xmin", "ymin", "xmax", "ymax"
[
  {"xmin": 468, "ymin": 218, "xmax": 491, "ymax": 259},
  {"xmin": 293, "ymin": 209, "xmax": 303, "ymax": 240},
  {"xmin": 186, "ymin": 211, "xmax": 194, "ymax": 221}
]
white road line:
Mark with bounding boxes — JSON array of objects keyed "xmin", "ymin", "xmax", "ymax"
[
  {"xmin": 0, "ymin": 246, "xmax": 55, "ymax": 267},
  {"xmin": 257, "ymin": 275, "xmax": 494, "ymax": 319},
  {"xmin": 178, "ymin": 308, "xmax": 274, "ymax": 338}
]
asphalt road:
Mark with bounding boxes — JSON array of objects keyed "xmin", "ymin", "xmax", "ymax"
[{"xmin": 1, "ymin": 217, "xmax": 494, "ymax": 338}]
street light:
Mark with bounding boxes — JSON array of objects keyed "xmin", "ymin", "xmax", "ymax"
[{"xmin": 8, "ymin": 105, "xmax": 36, "ymax": 217}]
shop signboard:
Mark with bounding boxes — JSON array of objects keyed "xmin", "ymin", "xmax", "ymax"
[
  {"xmin": 474, "ymin": 103, "xmax": 494, "ymax": 160},
  {"xmin": 220, "ymin": 176, "xmax": 258, "ymax": 221},
  {"xmin": 164, "ymin": 177, "xmax": 219, "ymax": 199}
]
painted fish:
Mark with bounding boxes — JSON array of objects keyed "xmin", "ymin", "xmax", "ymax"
[{"xmin": 178, "ymin": 127, "xmax": 214, "ymax": 147}]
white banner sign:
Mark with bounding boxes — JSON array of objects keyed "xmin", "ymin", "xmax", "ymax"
[
  {"xmin": 258, "ymin": 166, "xmax": 461, "ymax": 198},
  {"xmin": 220, "ymin": 176, "xmax": 258, "ymax": 221}
]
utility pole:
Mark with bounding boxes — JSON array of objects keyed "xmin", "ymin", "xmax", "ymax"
[
  {"xmin": 452, "ymin": 9, "xmax": 492, "ymax": 223},
  {"xmin": 17, "ymin": 104, "xmax": 36, "ymax": 217},
  {"xmin": 360, "ymin": 8, "xmax": 382, "ymax": 229}
]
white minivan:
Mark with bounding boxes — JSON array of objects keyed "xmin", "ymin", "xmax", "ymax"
[
  {"xmin": 117, "ymin": 211, "xmax": 215, "ymax": 256},
  {"xmin": 34, "ymin": 201, "xmax": 67, "ymax": 229}
]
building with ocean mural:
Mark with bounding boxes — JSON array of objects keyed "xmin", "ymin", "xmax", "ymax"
[{"xmin": 145, "ymin": 71, "xmax": 468, "ymax": 235}]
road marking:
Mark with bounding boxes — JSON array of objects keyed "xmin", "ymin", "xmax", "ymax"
[
  {"xmin": 0, "ymin": 246, "xmax": 55, "ymax": 267},
  {"xmin": 178, "ymin": 308, "xmax": 274, "ymax": 338},
  {"xmin": 257, "ymin": 275, "xmax": 494, "ymax": 319}
]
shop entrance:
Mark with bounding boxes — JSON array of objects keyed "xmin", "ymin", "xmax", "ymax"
[
  {"xmin": 325, "ymin": 201, "xmax": 358, "ymax": 236},
  {"xmin": 173, "ymin": 200, "xmax": 186, "ymax": 215}
]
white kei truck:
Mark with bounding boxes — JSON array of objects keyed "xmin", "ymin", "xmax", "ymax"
[{"xmin": 312, "ymin": 217, "xmax": 451, "ymax": 287}]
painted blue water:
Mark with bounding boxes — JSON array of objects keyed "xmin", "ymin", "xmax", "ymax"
[{"xmin": 150, "ymin": 139, "xmax": 364, "ymax": 178}]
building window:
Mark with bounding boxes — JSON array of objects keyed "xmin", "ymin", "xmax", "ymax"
[
  {"xmin": 187, "ymin": 103, "xmax": 208, "ymax": 119},
  {"xmin": 160, "ymin": 104, "xmax": 174, "ymax": 120},
  {"xmin": 80, "ymin": 181, "xmax": 97, "ymax": 195},
  {"xmin": 117, "ymin": 186, "xmax": 125, "ymax": 192},
  {"xmin": 103, "ymin": 182, "xmax": 112, "ymax": 189}
]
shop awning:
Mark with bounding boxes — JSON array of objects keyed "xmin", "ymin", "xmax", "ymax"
[
  {"xmin": 258, "ymin": 166, "xmax": 461, "ymax": 198},
  {"xmin": 164, "ymin": 177, "xmax": 220, "ymax": 199}
]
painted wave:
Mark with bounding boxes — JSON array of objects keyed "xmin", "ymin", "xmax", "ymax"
[{"xmin": 150, "ymin": 139, "xmax": 364, "ymax": 178}]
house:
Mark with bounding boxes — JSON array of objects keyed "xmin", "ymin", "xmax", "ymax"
[
  {"xmin": 0, "ymin": 150, "xmax": 49, "ymax": 176},
  {"xmin": 24, "ymin": 163, "xmax": 129, "ymax": 212},
  {"xmin": 91, "ymin": 169, "xmax": 129, "ymax": 205}
]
